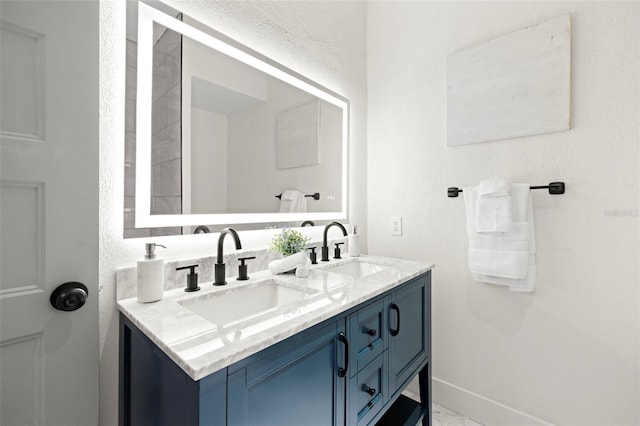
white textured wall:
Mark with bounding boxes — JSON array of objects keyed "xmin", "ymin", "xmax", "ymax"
[
  {"xmin": 99, "ymin": 1, "xmax": 366, "ymax": 424},
  {"xmin": 368, "ymin": 2, "xmax": 639, "ymax": 425}
]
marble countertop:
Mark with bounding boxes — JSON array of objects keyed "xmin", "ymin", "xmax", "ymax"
[{"xmin": 117, "ymin": 255, "xmax": 434, "ymax": 381}]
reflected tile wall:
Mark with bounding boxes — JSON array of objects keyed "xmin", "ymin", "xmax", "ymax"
[
  {"xmin": 123, "ymin": 40, "xmax": 149, "ymax": 238},
  {"xmin": 124, "ymin": 25, "xmax": 184, "ymax": 238},
  {"xmin": 150, "ymin": 25, "xmax": 182, "ymax": 238}
]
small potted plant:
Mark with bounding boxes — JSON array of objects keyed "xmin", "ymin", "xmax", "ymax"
[
  {"xmin": 269, "ymin": 228, "xmax": 310, "ymax": 257},
  {"xmin": 268, "ymin": 228, "xmax": 312, "ymax": 274}
]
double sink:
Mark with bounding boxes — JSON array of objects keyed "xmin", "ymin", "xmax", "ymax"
[{"xmin": 178, "ymin": 258, "xmax": 393, "ymax": 328}]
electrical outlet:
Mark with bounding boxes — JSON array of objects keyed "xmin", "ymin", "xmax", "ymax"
[{"xmin": 391, "ymin": 216, "xmax": 402, "ymax": 236}]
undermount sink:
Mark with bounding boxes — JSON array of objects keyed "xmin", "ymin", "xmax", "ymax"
[
  {"xmin": 179, "ymin": 280, "xmax": 315, "ymax": 327},
  {"xmin": 320, "ymin": 259, "xmax": 390, "ymax": 278}
]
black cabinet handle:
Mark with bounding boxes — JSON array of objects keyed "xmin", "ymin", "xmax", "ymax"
[
  {"xmin": 361, "ymin": 384, "xmax": 376, "ymax": 397},
  {"xmin": 390, "ymin": 302, "xmax": 400, "ymax": 336},
  {"xmin": 338, "ymin": 332, "xmax": 349, "ymax": 378},
  {"xmin": 362, "ymin": 326, "xmax": 377, "ymax": 337}
]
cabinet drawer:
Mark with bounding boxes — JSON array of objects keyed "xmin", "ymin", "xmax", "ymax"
[
  {"xmin": 348, "ymin": 351, "xmax": 388, "ymax": 426},
  {"xmin": 349, "ymin": 299, "xmax": 386, "ymax": 375}
]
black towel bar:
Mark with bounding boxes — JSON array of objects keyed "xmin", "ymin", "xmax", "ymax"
[
  {"xmin": 275, "ymin": 192, "xmax": 320, "ymax": 200},
  {"xmin": 447, "ymin": 182, "xmax": 565, "ymax": 198}
]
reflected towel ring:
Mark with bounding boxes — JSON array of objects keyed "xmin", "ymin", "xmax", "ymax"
[{"xmin": 275, "ymin": 192, "xmax": 320, "ymax": 200}]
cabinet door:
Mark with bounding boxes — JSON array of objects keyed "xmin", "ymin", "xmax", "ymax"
[
  {"xmin": 388, "ymin": 275, "xmax": 429, "ymax": 393},
  {"xmin": 228, "ymin": 320, "xmax": 347, "ymax": 426}
]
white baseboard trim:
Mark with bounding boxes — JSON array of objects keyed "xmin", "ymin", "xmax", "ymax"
[{"xmin": 432, "ymin": 377, "xmax": 554, "ymax": 426}]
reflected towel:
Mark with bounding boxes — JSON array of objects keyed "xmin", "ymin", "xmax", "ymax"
[{"xmin": 279, "ymin": 190, "xmax": 308, "ymax": 213}]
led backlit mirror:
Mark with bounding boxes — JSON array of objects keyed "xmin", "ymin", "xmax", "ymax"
[{"xmin": 126, "ymin": 1, "xmax": 349, "ymax": 236}]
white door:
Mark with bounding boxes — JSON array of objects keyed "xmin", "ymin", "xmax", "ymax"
[{"xmin": 0, "ymin": 1, "xmax": 99, "ymax": 425}]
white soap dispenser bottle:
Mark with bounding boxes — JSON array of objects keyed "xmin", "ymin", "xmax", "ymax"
[
  {"xmin": 137, "ymin": 243, "xmax": 166, "ymax": 303},
  {"xmin": 348, "ymin": 225, "xmax": 361, "ymax": 257}
]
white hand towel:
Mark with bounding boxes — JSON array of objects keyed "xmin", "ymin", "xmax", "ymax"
[
  {"xmin": 477, "ymin": 179, "xmax": 511, "ymax": 197},
  {"xmin": 464, "ymin": 182, "xmax": 536, "ymax": 292},
  {"xmin": 268, "ymin": 251, "xmax": 309, "ymax": 275},
  {"xmin": 476, "ymin": 196, "xmax": 513, "ymax": 233},
  {"xmin": 468, "ymin": 248, "xmax": 529, "ymax": 279},
  {"xmin": 279, "ymin": 190, "xmax": 308, "ymax": 213},
  {"xmin": 295, "ymin": 258, "xmax": 312, "ymax": 278},
  {"xmin": 475, "ymin": 179, "xmax": 512, "ymax": 233}
]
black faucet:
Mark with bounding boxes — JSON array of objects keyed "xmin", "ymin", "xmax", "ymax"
[
  {"xmin": 214, "ymin": 228, "xmax": 242, "ymax": 286},
  {"xmin": 321, "ymin": 222, "xmax": 348, "ymax": 261},
  {"xmin": 301, "ymin": 220, "xmax": 315, "ymax": 227}
]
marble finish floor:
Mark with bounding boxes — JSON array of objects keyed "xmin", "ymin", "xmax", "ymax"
[{"xmin": 432, "ymin": 403, "xmax": 483, "ymax": 426}]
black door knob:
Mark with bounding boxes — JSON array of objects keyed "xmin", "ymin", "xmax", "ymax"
[{"xmin": 50, "ymin": 282, "xmax": 88, "ymax": 312}]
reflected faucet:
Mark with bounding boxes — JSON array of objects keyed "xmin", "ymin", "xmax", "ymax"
[
  {"xmin": 194, "ymin": 225, "xmax": 211, "ymax": 234},
  {"xmin": 321, "ymin": 222, "xmax": 348, "ymax": 262},
  {"xmin": 301, "ymin": 220, "xmax": 315, "ymax": 227},
  {"xmin": 214, "ymin": 228, "xmax": 242, "ymax": 286}
]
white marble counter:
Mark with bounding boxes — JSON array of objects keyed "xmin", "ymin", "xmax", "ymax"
[{"xmin": 117, "ymin": 255, "xmax": 434, "ymax": 381}]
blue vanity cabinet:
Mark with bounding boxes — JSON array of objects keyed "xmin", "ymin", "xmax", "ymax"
[
  {"xmin": 388, "ymin": 273, "xmax": 431, "ymax": 395},
  {"xmin": 120, "ymin": 270, "xmax": 432, "ymax": 426},
  {"xmin": 227, "ymin": 318, "xmax": 347, "ymax": 426},
  {"xmin": 119, "ymin": 315, "xmax": 227, "ymax": 426}
]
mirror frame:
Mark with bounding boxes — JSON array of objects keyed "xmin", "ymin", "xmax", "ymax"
[{"xmin": 134, "ymin": 2, "xmax": 349, "ymax": 228}]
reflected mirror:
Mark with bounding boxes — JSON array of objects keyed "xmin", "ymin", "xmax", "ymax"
[{"xmin": 124, "ymin": 1, "xmax": 348, "ymax": 237}]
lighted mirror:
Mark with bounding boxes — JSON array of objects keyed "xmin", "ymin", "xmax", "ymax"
[{"xmin": 125, "ymin": 1, "xmax": 348, "ymax": 236}]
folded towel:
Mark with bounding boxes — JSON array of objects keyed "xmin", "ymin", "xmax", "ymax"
[
  {"xmin": 475, "ymin": 179, "xmax": 512, "ymax": 233},
  {"xmin": 279, "ymin": 190, "xmax": 308, "ymax": 213},
  {"xmin": 468, "ymin": 248, "xmax": 529, "ymax": 279},
  {"xmin": 268, "ymin": 251, "xmax": 309, "ymax": 275},
  {"xmin": 295, "ymin": 258, "xmax": 312, "ymax": 278},
  {"xmin": 477, "ymin": 179, "xmax": 511, "ymax": 197},
  {"xmin": 474, "ymin": 259, "xmax": 536, "ymax": 292},
  {"xmin": 464, "ymin": 183, "xmax": 536, "ymax": 292},
  {"xmin": 476, "ymin": 196, "xmax": 513, "ymax": 233}
]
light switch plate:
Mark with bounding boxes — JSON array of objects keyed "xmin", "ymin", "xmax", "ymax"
[{"xmin": 391, "ymin": 216, "xmax": 402, "ymax": 236}]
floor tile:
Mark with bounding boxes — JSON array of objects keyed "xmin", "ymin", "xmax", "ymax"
[{"xmin": 431, "ymin": 403, "xmax": 483, "ymax": 426}]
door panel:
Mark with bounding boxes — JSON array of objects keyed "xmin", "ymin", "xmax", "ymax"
[
  {"xmin": 388, "ymin": 277, "xmax": 428, "ymax": 392},
  {"xmin": 0, "ymin": 1, "xmax": 99, "ymax": 424},
  {"xmin": 228, "ymin": 320, "xmax": 346, "ymax": 426}
]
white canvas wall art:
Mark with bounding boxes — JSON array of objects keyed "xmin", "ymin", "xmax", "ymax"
[{"xmin": 447, "ymin": 14, "xmax": 571, "ymax": 146}]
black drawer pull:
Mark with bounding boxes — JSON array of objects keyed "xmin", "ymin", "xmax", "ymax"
[
  {"xmin": 361, "ymin": 384, "xmax": 376, "ymax": 397},
  {"xmin": 362, "ymin": 326, "xmax": 377, "ymax": 337},
  {"xmin": 338, "ymin": 332, "xmax": 349, "ymax": 378},
  {"xmin": 390, "ymin": 302, "xmax": 400, "ymax": 336}
]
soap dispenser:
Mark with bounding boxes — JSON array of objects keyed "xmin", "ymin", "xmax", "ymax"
[
  {"xmin": 348, "ymin": 225, "xmax": 360, "ymax": 257},
  {"xmin": 137, "ymin": 243, "xmax": 166, "ymax": 303}
]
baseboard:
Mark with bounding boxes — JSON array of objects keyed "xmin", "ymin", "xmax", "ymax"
[{"xmin": 432, "ymin": 377, "xmax": 554, "ymax": 426}]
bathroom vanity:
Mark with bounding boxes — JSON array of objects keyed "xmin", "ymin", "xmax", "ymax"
[{"xmin": 118, "ymin": 256, "xmax": 432, "ymax": 425}]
